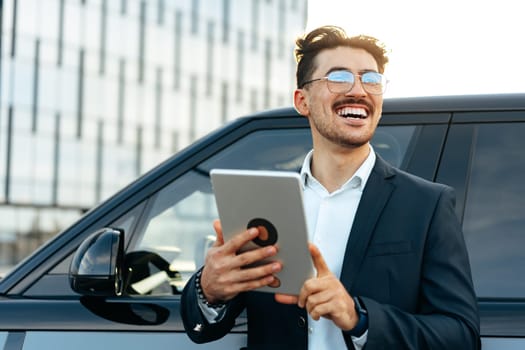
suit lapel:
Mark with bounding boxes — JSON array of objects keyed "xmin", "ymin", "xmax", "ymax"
[{"xmin": 340, "ymin": 155, "xmax": 395, "ymax": 291}]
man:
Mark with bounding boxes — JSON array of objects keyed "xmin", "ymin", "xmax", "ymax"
[{"xmin": 181, "ymin": 25, "xmax": 480, "ymax": 349}]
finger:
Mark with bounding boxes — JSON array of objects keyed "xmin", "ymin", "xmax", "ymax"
[
  {"xmin": 228, "ymin": 274, "xmax": 278, "ymax": 296},
  {"xmin": 205, "ymin": 268, "xmax": 278, "ymax": 301},
  {"xmin": 305, "ymin": 290, "xmax": 356, "ymax": 329},
  {"xmin": 234, "ymin": 260, "xmax": 281, "ymax": 282},
  {"xmin": 309, "ymin": 243, "xmax": 330, "ymax": 277},
  {"xmin": 309, "ymin": 302, "xmax": 330, "ymax": 321},
  {"xmin": 304, "ymin": 288, "xmax": 333, "ymax": 315},
  {"xmin": 275, "ymin": 293, "xmax": 298, "ymax": 304},
  {"xmin": 217, "ymin": 262, "xmax": 281, "ymax": 294},
  {"xmin": 297, "ymin": 276, "xmax": 319, "ymax": 308},
  {"xmin": 225, "ymin": 227, "xmax": 260, "ymax": 253},
  {"xmin": 233, "ymin": 244, "xmax": 279, "ymax": 271},
  {"xmin": 213, "ymin": 219, "xmax": 224, "ymax": 246}
]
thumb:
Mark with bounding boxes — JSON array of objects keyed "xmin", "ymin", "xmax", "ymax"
[
  {"xmin": 309, "ymin": 243, "xmax": 330, "ymax": 277},
  {"xmin": 213, "ymin": 219, "xmax": 225, "ymax": 246}
]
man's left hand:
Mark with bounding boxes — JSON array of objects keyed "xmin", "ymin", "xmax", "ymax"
[{"xmin": 275, "ymin": 243, "xmax": 359, "ymax": 331}]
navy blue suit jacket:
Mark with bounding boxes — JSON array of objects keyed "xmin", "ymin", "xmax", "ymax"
[{"xmin": 181, "ymin": 155, "xmax": 480, "ymax": 349}]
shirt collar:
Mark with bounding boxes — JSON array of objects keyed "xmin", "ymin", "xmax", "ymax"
[{"xmin": 300, "ymin": 145, "xmax": 376, "ymax": 193}]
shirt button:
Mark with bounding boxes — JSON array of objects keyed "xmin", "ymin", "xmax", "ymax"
[{"xmin": 298, "ymin": 316, "xmax": 306, "ymax": 328}]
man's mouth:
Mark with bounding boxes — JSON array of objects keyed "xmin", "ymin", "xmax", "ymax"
[{"xmin": 335, "ymin": 106, "xmax": 368, "ymax": 119}]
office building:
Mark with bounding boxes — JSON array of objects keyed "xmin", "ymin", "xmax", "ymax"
[{"xmin": 0, "ymin": 0, "xmax": 307, "ymax": 273}]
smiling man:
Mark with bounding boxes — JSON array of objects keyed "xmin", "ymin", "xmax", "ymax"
[{"xmin": 181, "ymin": 25, "xmax": 480, "ymax": 349}]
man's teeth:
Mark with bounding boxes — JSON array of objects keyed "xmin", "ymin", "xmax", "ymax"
[{"xmin": 337, "ymin": 107, "xmax": 367, "ymax": 118}]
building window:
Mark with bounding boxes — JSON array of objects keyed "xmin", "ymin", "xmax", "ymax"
[
  {"xmin": 154, "ymin": 67, "xmax": 163, "ymax": 149},
  {"xmin": 189, "ymin": 75, "xmax": 198, "ymax": 142},
  {"xmin": 135, "ymin": 126, "xmax": 143, "ymax": 176},
  {"xmin": 117, "ymin": 59, "xmax": 126, "ymax": 144},
  {"xmin": 251, "ymin": 0, "xmax": 260, "ymax": 51},
  {"xmin": 222, "ymin": 0, "xmax": 230, "ymax": 44},
  {"xmin": 58, "ymin": 0, "xmax": 65, "ymax": 66},
  {"xmin": 51, "ymin": 113, "xmax": 61, "ymax": 205},
  {"xmin": 0, "ymin": 0, "xmax": 307, "ymax": 272},
  {"xmin": 99, "ymin": 0, "xmax": 108, "ymax": 75},
  {"xmin": 32, "ymin": 39, "xmax": 41, "ymax": 133},
  {"xmin": 221, "ymin": 81, "xmax": 229, "ymax": 123},
  {"xmin": 76, "ymin": 49, "xmax": 85, "ymax": 138},
  {"xmin": 174, "ymin": 10, "xmax": 182, "ymax": 90},
  {"xmin": 138, "ymin": 1, "xmax": 146, "ymax": 83},
  {"xmin": 191, "ymin": 0, "xmax": 199, "ymax": 35},
  {"xmin": 10, "ymin": 0, "xmax": 19, "ymax": 58},
  {"xmin": 263, "ymin": 39, "xmax": 272, "ymax": 108},
  {"xmin": 4, "ymin": 107, "xmax": 14, "ymax": 201},
  {"xmin": 157, "ymin": 0, "xmax": 165, "ymax": 25},
  {"xmin": 250, "ymin": 88, "xmax": 258, "ymax": 112},
  {"xmin": 95, "ymin": 120, "xmax": 104, "ymax": 203},
  {"xmin": 172, "ymin": 131, "xmax": 179, "ymax": 154},
  {"xmin": 121, "ymin": 0, "xmax": 127, "ymax": 15},
  {"xmin": 236, "ymin": 30, "xmax": 245, "ymax": 102},
  {"xmin": 206, "ymin": 21, "xmax": 215, "ymax": 96},
  {"xmin": 277, "ymin": 0, "xmax": 286, "ymax": 58}
]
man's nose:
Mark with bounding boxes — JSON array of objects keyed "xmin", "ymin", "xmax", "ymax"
[{"xmin": 345, "ymin": 78, "xmax": 367, "ymax": 97}]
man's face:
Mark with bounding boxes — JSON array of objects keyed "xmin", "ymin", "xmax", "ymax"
[{"xmin": 295, "ymin": 46, "xmax": 384, "ymax": 150}]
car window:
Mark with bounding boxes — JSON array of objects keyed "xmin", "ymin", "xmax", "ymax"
[
  {"xmin": 372, "ymin": 126, "xmax": 416, "ymax": 168},
  {"xmin": 461, "ymin": 122, "xmax": 525, "ymax": 298},
  {"xmin": 199, "ymin": 128, "xmax": 313, "ymax": 172},
  {"xmin": 127, "ymin": 129, "xmax": 313, "ymax": 295},
  {"xmin": 0, "ymin": 332, "xmax": 7, "ymax": 348},
  {"xmin": 125, "ymin": 126, "xmax": 418, "ymax": 295},
  {"xmin": 130, "ymin": 171, "xmax": 216, "ymax": 295}
]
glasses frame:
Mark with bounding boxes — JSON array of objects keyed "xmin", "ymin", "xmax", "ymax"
[{"xmin": 301, "ymin": 70, "xmax": 388, "ymax": 95}]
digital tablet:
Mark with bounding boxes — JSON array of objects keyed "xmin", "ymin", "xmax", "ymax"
[{"xmin": 210, "ymin": 168, "xmax": 314, "ymax": 295}]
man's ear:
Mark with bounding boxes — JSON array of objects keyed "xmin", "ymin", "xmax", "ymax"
[{"xmin": 293, "ymin": 89, "xmax": 309, "ymax": 117}]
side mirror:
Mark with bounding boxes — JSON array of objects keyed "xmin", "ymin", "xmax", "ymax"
[{"xmin": 69, "ymin": 227, "xmax": 125, "ymax": 296}]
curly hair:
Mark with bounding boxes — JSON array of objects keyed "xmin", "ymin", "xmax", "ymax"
[{"xmin": 295, "ymin": 26, "xmax": 389, "ymax": 88}]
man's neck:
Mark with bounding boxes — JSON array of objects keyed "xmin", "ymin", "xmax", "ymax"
[{"xmin": 310, "ymin": 144, "xmax": 371, "ymax": 193}]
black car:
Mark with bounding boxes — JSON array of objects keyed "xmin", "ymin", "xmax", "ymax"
[{"xmin": 1, "ymin": 93, "xmax": 525, "ymax": 350}]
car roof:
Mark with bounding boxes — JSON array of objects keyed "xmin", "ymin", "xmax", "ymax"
[{"xmin": 247, "ymin": 93, "xmax": 525, "ymax": 119}]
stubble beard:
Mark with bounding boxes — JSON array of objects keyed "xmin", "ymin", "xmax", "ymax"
[
  {"xmin": 309, "ymin": 98, "xmax": 378, "ymax": 149},
  {"xmin": 310, "ymin": 114, "xmax": 373, "ymax": 149}
]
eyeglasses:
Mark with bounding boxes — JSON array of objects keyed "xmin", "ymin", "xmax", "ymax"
[{"xmin": 301, "ymin": 70, "xmax": 388, "ymax": 95}]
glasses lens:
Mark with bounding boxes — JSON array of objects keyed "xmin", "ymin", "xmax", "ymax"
[
  {"xmin": 361, "ymin": 72, "xmax": 386, "ymax": 94},
  {"xmin": 327, "ymin": 70, "xmax": 353, "ymax": 83},
  {"xmin": 326, "ymin": 71, "xmax": 354, "ymax": 93}
]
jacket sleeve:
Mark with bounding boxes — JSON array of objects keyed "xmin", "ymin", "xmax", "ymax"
[
  {"xmin": 180, "ymin": 271, "xmax": 245, "ymax": 344},
  {"xmin": 363, "ymin": 186, "xmax": 481, "ymax": 349}
]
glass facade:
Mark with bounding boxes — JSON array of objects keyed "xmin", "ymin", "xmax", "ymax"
[{"xmin": 0, "ymin": 0, "xmax": 308, "ymax": 274}]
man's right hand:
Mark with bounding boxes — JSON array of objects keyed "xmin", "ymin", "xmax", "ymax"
[{"xmin": 199, "ymin": 219, "xmax": 282, "ymax": 304}]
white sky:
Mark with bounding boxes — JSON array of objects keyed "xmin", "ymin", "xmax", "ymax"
[{"xmin": 306, "ymin": 0, "xmax": 525, "ymax": 97}]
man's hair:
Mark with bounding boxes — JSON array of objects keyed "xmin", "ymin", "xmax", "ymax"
[{"xmin": 295, "ymin": 25, "xmax": 389, "ymax": 88}]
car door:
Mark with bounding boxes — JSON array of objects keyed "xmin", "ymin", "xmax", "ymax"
[
  {"xmin": 1, "ymin": 112, "xmax": 442, "ymax": 350},
  {"xmin": 436, "ymin": 110, "xmax": 525, "ymax": 349}
]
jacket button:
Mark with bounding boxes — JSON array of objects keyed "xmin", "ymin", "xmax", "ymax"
[{"xmin": 298, "ymin": 316, "xmax": 306, "ymax": 328}]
